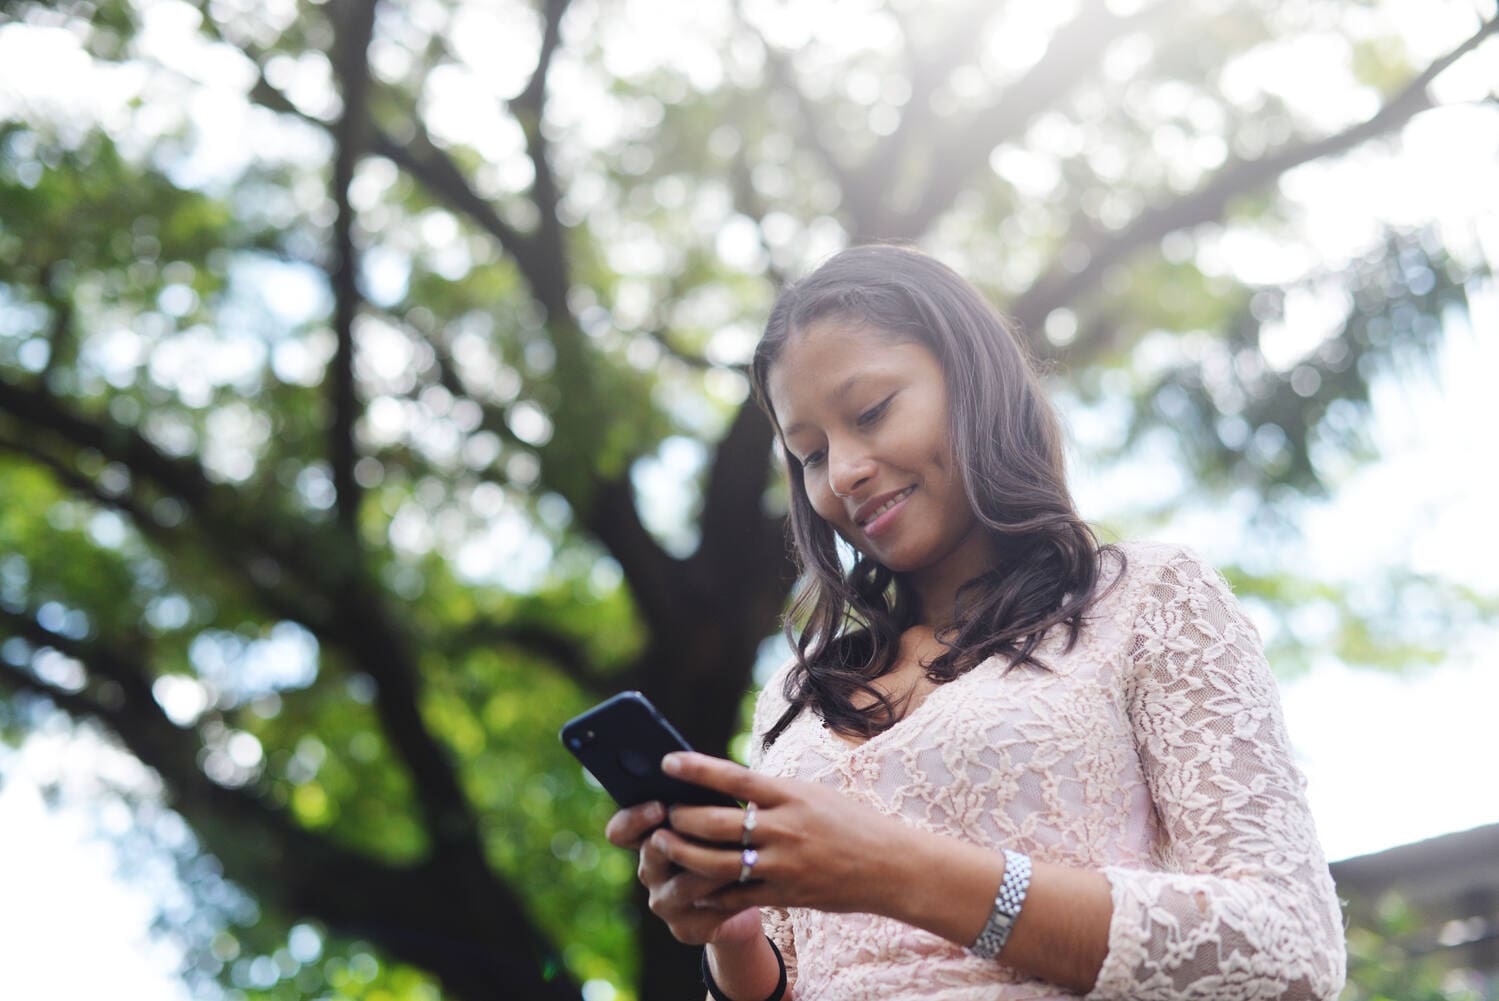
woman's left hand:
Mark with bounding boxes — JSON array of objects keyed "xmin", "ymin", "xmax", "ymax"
[{"xmin": 652, "ymin": 751, "xmax": 912, "ymax": 917}]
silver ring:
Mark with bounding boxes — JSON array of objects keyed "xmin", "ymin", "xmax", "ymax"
[
  {"xmin": 737, "ymin": 847, "xmax": 759, "ymax": 883},
  {"xmin": 740, "ymin": 802, "xmax": 759, "ymax": 848}
]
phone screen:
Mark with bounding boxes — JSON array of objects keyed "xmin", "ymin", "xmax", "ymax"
[{"xmin": 560, "ymin": 691, "xmax": 739, "ymax": 809}]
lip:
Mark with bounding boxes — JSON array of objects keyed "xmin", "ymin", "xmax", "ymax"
[{"xmin": 853, "ymin": 485, "xmax": 915, "ymax": 530}]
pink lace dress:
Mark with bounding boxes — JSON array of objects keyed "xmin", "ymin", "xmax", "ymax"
[{"xmin": 748, "ymin": 542, "xmax": 1346, "ymax": 1000}]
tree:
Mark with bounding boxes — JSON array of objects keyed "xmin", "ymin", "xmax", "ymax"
[
  {"xmin": 1343, "ymin": 895, "xmax": 1489, "ymax": 1001},
  {"xmin": 1, "ymin": 0, "xmax": 1494, "ymax": 997}
]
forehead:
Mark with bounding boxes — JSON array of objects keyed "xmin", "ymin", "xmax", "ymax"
[{"xmin": 765, "ymin": 318, "xmax": 935, "ymax": 428}]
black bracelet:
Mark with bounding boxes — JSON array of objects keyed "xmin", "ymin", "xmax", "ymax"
[{"xmin": 701, "ymin": 934, "xmax": 787, "ymax": 1001}]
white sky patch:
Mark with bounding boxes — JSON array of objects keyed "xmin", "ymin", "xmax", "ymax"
[
  {"xmin": 631, "ymin": 435, "xmax": 708, "ymax": 557},
  {"xmin": 1281, "ymin": 107, "xmax": 1499, "ymax": 267},
  {"xmin": 446, "ymin": 7, "xmax": 539, "ymax": 94},
  {"xmin": 0, "ymin": 779, "xmax": 194, "ymax": 1001},
  {"xmin": 0, "ymin": 25, "xmax": 149, "ymax": 133},
  {"xmin": 453, "ymin": 505, "xmax": 556, "ymax": 591},
  {"xmin": 1278, "ymin": 292, "xmax": 1499, "ymax": 862},
  {"xmin": 1093, "ymin": 281, "xmax": 1499, "ymax": 863},
  {"xmin": 1282, "ymin": 655, "xmax": 1499, "ymax": 861},
  {"xmin": 0, "ymin": 734, "xmax": 192, "ymax": 1001},
  {"xmin": 1297, "ymin": 288, "xmax": 1499, "ymax": 593},
  {"xmin": 1257, "ymin": 285, "xmax": 1354, "ymax": 372},
  {"xmin": 188, "ymin": 620, "xmax": 321, "ymax": 703}
]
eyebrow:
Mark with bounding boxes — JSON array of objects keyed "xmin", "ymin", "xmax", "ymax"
[{"xmin": 780, "ymin": 372, "xmax": 871, "ymax": 439}]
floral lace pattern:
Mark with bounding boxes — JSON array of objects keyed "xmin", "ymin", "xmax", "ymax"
[{"xmin": 747, "ymin": 543, "xmax": 1346, "ymax": 1001}]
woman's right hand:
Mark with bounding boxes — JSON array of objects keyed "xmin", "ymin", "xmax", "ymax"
[{"xmin": 605, "ymin": 801, "xmax": 764, "ymax": 948}]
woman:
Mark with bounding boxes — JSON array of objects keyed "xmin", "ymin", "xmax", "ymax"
[{"xmin": 606, "ymin": 245, "xmax": 1346, "ymax": 1000}]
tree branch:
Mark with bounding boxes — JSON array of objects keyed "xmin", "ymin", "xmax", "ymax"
[
  {"xmin": 380, "ymin": 309, "xmax": 676, "ymax": 636},
  {"xmin": 327, "ymin": 0, "xmax": 379, "ymax": 533},
  {"xmin": 231, "ymin": 25, "xmax": 556, "ymax": 322},
  {"xmin": 511, "ymin": 0, "xmax": 576, "ymax": 303},
  {"xmin": 447, "ymin": 618, "xmax": 616, "ymax": 697},
  {"xmin": 0, "ymin": 381, "xmax": 482, "ymax": 868},
  {"xmin": 0, "ymin": 608, "xmax": 270, "ymax": 839},
  {"xmin": 514, "ymin": 0, "xmax": 571, "ymax": 115},
  {"xmin": 0, "ymin": 425, "xmax": 475, "ymax": 859},
  {"xmin": 890, "ymin": 5, "xmax": 1147, "ymax": 239},
  {"xmin": 725, "ymin": 136, "xmax": 792, "ymax": 289},
  {"xmin": 638, "ymin": 324, "xmax": 720, "ymax": 370},
  {"xmin": 695, "ymin": 398, "xmax": 780, "ymax": 578},
  {"xmin": 366, "ymin": 123, "xmax": 552, "ymax": 294},
  {"xmin": 0, "ymin": 378, "xmax": 207, "ymax": 506},
  {"xmin": 0, "ymin": 377, "xmax": 332, "ymax": 604},
  {"xmin": 0, "ymin": 609, "xmax": 580, "ymax": 1001},
  {"xmin": 37, "ymin": 260, "xmax": 74, "ymax": 391},
  {"xmin": 0, "ymin": 430, "xmax": 352, "ymax": 651},
  {"xmin": 230, "ymin": 9, "xmax": 655, "ymax": 630},
  {"xmin": 839, "ymin": 1, "xmax": 1001, "ymax": 235},
  {"xmin": 507, "ymin": 621, "xmax": 613, "ymax": 692},
  {"xmin": 582, "ymin": 477, "xmax": 682, "ymax": 639},
  {"xmin": 0, "ymin": 433, "xmax": 154, "ymax": 529},
  {"xmin": 734, "ymin": 0, "xmax": 859, "ymax": 205},
  {"xmin": 1014, "ymin": 14, "xmax": 1499, "ymax": 343}
]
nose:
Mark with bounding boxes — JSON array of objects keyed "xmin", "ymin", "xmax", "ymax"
[{"xmin": 827, "ymin": 441, "xmax": 875, "ymax": 499}]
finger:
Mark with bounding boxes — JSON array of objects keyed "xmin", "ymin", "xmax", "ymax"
[
  {"xmin": 668, "ymin": 804, "xmax": 754, "ymax": 846},
  {"xmin": 647, "ymin": 866, "xmax": 741, "ymax": 940},
  {"xmin": 606, "ymin": 801, "xmax": 666, "ymax": 848},
  {"xmin": 651, "ymin": 827, "xmax": 757, "ymax": 884},
  {"xmin": 697, "ymin": 881, "xmax": 776, "ymax": 914},
  {"xmin": 638, "ymin": 836, "xmax": 677, "ymax": 885},
  {"xmin": 651, "ymin": 881, "xmax": 747, "ymax": 946},
  {"xmin": 657, "ymin": 867, "xmax": 735, "ymax": 911},
  {"xmin": 662, "ymin": 752, "xmax": 787, "ymax": 807}
]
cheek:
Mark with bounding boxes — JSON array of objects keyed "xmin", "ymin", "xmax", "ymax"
[{"xmin": 803, "ymin": 478, "xmax": 843, "ymax": 523}]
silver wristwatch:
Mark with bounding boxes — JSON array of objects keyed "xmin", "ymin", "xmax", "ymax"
[{"xmin": 968, "ymin": 848, "xmax": 1032, "ymax": 960}]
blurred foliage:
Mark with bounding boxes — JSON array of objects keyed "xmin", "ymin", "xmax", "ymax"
[
  {"xmin": 1342, "ymin": 895, "xmax": 1490, "ymax": 1001},
  {"xmin": 1, "ymin": 0, "xmax": 1496, "ymax": 998}
]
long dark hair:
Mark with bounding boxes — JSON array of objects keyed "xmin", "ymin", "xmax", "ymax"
[{"xmin": 750, "ymin": 244, "xmax": 1119, "ymax": 746}]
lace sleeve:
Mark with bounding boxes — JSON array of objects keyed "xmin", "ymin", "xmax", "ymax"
[
  {"xmin": 1087, "ymin": 549, "xmax": 1346, "ymax": 1001},
  {"xmin": 748, "ymin": 660, "xmax": 799, "ymax": 994}
]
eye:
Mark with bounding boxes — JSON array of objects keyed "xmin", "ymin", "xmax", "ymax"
[
  {"xmin": 856, "ymin": 395, "xmax": 894, "ymax": 428},
  {"xmin": 800, "ymin": 449, "xmax": 826, "ymax": 469}
]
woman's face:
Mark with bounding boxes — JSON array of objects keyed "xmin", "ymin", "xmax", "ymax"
[{"xmin": 766, "ymin": 317, "xmax": 994, "ymax": 598}]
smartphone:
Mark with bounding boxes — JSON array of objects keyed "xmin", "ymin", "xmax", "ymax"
[{"xmin": 560, "ymin": 691, "xmax": 740, "ymax": 810}]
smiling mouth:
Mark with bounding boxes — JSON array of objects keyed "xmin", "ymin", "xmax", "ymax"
[{"xmin": 857, "ymin": 486, "xmax": 915, "ymax": 525}]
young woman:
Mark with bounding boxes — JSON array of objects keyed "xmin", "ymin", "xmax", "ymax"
[{"xmin": 606, "ymin": 245, "xmax": 1346, "ymax": 1000}]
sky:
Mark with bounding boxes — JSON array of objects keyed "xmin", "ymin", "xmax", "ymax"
[
  {"xmin": 0, "ymin": 739, "xmax": 196, "ymax": 1001},
  {"xmin": 1183, "ymin": 303, "xmax": 1499, "ymax": 860},
  {"xmin": 1, "ymin": 0, "xmax": 1497, "ymax": 998}
]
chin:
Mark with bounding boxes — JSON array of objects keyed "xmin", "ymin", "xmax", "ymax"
[{"xmin": 867, "ymin": 547, "xmax": 923, "ymax": 573}]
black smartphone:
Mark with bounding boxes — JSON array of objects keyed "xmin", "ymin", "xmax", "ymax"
[{"xmin": 560, "ymin": 691, "xmax": 739, "ymax": 810}]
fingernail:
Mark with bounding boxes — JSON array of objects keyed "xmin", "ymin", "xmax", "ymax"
[
  {"xmin": 661, "ymin": 753, "xmax": 684, "ymax": 775},
  {"xmin": 644, "ymin": 801, "xmax": 664, "ymax": 822}
]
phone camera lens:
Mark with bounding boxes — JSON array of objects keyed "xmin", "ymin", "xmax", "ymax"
[{"xmin": 568, "ymin": 736, "xmax": 583, "ymax": 749}]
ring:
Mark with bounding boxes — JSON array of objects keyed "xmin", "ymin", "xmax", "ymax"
[
  {"xmin": 740, "ymin": 802, "xmax": 759, "ymax": 848},
  {"xmin": 738, "ymin": 848, "xmax": 759, "ymax": 883}
]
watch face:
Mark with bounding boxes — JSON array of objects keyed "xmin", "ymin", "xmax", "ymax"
[{"xmin": 968, "ymin": 850, "xmax": 1031, "ymax": 959}]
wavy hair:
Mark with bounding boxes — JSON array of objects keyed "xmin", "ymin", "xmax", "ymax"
[{"xmin": 750, "ymin": 244, "xmax": 1120, "ymax": 746}]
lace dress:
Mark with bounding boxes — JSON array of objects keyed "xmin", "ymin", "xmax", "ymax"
[{"xmin": 748, "ymin": 542, "xmax": 1346, "ymax": 1001}]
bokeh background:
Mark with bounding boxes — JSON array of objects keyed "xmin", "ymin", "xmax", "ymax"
[{"xmin": 1, "ymin": 0, "xmax": 1496, "ymax": 998}]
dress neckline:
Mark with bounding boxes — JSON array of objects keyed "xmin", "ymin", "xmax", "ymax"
[{"xmin": 814, "ymin": 658, "xmax": 988, "ymax": 754}]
